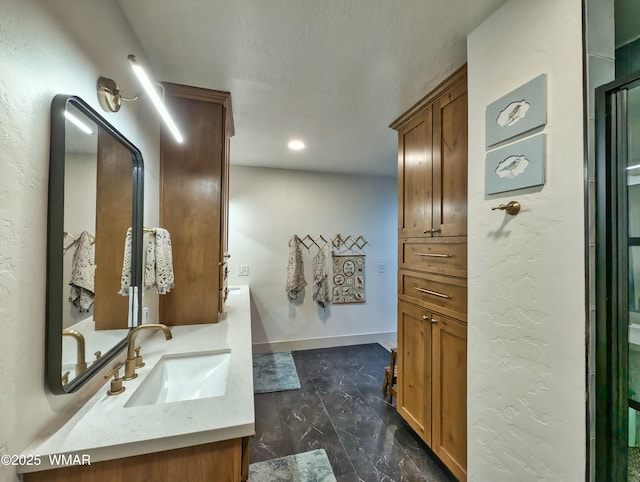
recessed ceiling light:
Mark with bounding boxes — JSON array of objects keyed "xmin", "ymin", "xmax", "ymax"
[{"xmin": 288, "ymin": 140, "xmax": 305, "ymax": 150}]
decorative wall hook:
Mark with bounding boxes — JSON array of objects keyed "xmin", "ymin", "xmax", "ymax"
[
  {"xmin": 332, "ymin": 234, "xmax": 369, "ymax": 251},
  {"xmin": 491, "ymin": 201, "xmax": 521, "ymax": 215}
]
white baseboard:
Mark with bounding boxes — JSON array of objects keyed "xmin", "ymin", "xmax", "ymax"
[{"xmin": 252, "ymin": 331, "xmax": 397, "ymax": 353}]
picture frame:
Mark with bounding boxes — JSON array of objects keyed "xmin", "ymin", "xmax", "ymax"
[
  {"xmin": 485, "ymin": 74, "xmax": 547, "ymax": 147},
  {"xmin": 485, "ymin": 134, "xmax": 545, "ymax": 195}
]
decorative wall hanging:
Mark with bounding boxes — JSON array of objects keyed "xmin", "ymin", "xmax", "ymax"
[
  {"xmin": 331, "ymin": 253, "xmax": 365, "ymax": 304},
  {"xmin": 485, "ymin": 134, "xmax": 546, "ymax": 195},
  {"xmin": 485, "ymin": 74, "xmax": 547, "ymax": 147}
]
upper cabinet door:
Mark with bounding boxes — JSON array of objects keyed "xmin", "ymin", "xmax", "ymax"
[
  {"xmin": 432, "ymin": 77, "xmax": 468, "ymax": 237},
  {"xmin": 398, "ymin": 107, "xmax": 433, "ymax": 237}
]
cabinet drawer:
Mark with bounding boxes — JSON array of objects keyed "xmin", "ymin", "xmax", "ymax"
[
  {"xmin": 399, "ymin": 270, "xmax": 467, "ymax": 322},
  {"xmin": 400, "ymin": 238, "xmax": 466, "ymax": 277}
]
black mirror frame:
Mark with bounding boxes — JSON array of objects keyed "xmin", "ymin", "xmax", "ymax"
[{"xmin": 46, "ymin": 95, "xmax": 144, "ymax": 394}]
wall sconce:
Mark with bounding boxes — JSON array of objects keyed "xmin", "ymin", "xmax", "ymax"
[{"xmin": 96, "ymin": 54, "xmax": 184, "ymax": 143}]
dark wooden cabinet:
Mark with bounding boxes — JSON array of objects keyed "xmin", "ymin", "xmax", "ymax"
[
  {"xmin": 397, "ymin": 105, "xmax": 434, "ymax": 237},
  {"xmin": 431, "ymin": 312, "xmax": 467, "ymax": 479},
  {"xmin": 397, "ymin": 300, "xmax": 433, "ymax": 443},
  {"xmin": 94, "ymin": 128, "xmax": 133, "ymax": 330},
  {"xmin": 159, "ymin": 83, "xmax": 234, "ymax": 325},
  {"xmin": 391, "ymin": 64, "xmax": 468, "ymax": 481},
  {"xmin": 397, "ymin": 301, "xmax": 467, "ymax": 478},
  {"xmin": 23, "ymin": 437, "xmax": 250, "ymax": 482},
  {"xmin": 393, "ymin": 69, "xmax": 467, "ymax": 239}
]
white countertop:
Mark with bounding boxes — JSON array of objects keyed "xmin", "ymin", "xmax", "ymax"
[{"xmin": 19, "ymin": 285, "xmax": 254, "ymax": 474}]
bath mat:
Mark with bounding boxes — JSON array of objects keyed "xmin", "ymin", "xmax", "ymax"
[
  {"xmin": 249, "ymin": 449, "xmax": 336, "ymax": 482},
  {"xmin": 253, "ymin": 351, "xmax": 301, "ymax": 394}
]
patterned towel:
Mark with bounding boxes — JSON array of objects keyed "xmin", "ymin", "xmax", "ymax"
[
  {"xmin": 69, "ymin": 231, "xmax": 95, "ymax": 311},
  {"xmin": 312, "ymin": 247, "xmax": 330, "ymax": 308},
  {"xmin": 145, "ymin": 228, "xmax": 175, "ymax": 295},
  {"xmin": 118, "ymin": 228, "xmax": 133, "ymax": 296},
  {"xmin": 286, "ymin": 235, "xmax": 307, "ymax": 300}
]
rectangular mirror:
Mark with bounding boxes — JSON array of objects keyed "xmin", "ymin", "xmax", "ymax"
[{"xmin": 46, "ymin": 95, "xmax": 144, "ymax": 394}]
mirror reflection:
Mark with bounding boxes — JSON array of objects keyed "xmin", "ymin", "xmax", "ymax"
[{"xmin": 47, "ymin": 96, "xmax": 143, "ymax": 394}]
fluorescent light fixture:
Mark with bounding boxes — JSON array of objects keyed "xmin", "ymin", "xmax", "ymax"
[
  {"xmin": 288, "ymin": 140, "xmax": 305, "ymax": 150},
  {"xmin": 627, "ymin": 163, "xmax": 640, "ymax": 170},
  {"xmin": 64, "ymin": 111, "xmax": 94, "ymax": 135},
  {"xmin": 127, "ymin": 54, "xmax": 184, "ymax": 143}
]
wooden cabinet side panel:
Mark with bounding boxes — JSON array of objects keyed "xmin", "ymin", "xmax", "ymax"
[
  {"xmin": 94, "ymin": 127, "xmax": 133, "ymax": 330},
  {"xmin": 431, "ymin": 314, "xmax": 467, "ymax": 481},
  {"xmin": 432, "ymin": 77, "xmax": 468, "ymax": 237},
  {"xmin": 160, "ymin": 97, "xmax": 223, "ymax": 325},
  {"xmin": 398, "ymin": 108, "xmax": 433, "ymax": 237},
  {"xmin": 397, "ymin": 301, "xmax": 432, "ymax": 444},
  {"xmin": 23, "ymin": 439, "xmax": 243, "ymax": 482}
]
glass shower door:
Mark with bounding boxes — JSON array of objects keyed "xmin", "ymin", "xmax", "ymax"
[
  {"xmin": 596, "ymin": 72, "xmax": 640, "ymax": 482},
  {"xmin": 626, "ymin": 82, "xmax": 640, "ymax": 481}
]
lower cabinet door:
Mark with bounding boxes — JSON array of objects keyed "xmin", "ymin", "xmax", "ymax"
[
  {"xmin": 397, "ymin": 301, "xmax": 432, "ymax": 444},
  {"xmin": 431, "ymin": 313, "xmax": 467, "ymax": 481}
]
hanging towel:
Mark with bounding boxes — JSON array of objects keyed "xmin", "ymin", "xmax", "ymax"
[
  {"xmin": 118, "ymin": 228, "xmax": 132, "ymax": 296},
  {"xmin": 312, "ymin": 246, "xmax": 331, "ymax": 308},
  {"xmin": 68, "ymin": 231, "xmax": 95, "ymax": 312},
  {"xmin": 144, "ymin": 231, "xmax": 156, "ymax": 291},
  {"xmin": 286, "ymin": 235, "xmax": 307, "ymax": 300},
  {"xmin": 145, "ymin": 228, "xmax": 175, "ymax": 295}
]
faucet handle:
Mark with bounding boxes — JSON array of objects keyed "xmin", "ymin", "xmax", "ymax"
[
  {"xmin": 94, "ymin": 351, "xmax": 102, "ymax": 361},
  {"xmin": 61, "ymin": 371, "xmax": 70, "ymax": 386},
  {"xmin": 104, "ymin": 364, "xmax": 126, "ymax": 396},
  {"xmin": 134, "ymin": 346, "xmax": 145, "ymax": 369}
]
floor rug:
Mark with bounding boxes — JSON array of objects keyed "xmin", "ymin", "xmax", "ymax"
[
  {"xmin": 253, "ymin": 351, "xmax": 301, "ymax": 394},
  {"xmin": 249, "ymin": 449, "xmax": 336, "ymax": 482}
]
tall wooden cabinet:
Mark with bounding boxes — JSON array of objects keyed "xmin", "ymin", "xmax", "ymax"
[
  {"xmin": 159, "ymin": 83, "xmax": 234, "ymax": 325},
  {"xmin": 390, "ymin": 65, "xmax": 468, "ymax": 481}
]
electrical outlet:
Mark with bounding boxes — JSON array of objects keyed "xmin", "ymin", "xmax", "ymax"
[
  {"xmin": 378, "ymin": 263, "xmax": 385, "ymax": 273},
  {"xmin": 143, "ymin": 307, "xmax": 149, "ymax": 323},
  {"xmin": 238, "ymin": 265, "xmax": 249, "ymax": 276}
]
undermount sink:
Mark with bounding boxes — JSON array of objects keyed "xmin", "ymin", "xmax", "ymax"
[{"xmin": 124, "ymin": 350, "xmax": 231, "ymax": 407}]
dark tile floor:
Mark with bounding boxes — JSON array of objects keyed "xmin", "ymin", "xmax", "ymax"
[{"xmin": 250, "ymin": 343, "xmax": 457, "ymax": 482}]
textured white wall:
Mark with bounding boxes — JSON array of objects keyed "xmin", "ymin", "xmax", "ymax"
[
  {"xmin": 228, "ymin": 166, "xmax": 397, "ymax": 350},
  {"xmin": 0, "ymin": 2, "xmax": 159, "ymax": 481},
  {"xmin": 467, "ymin": 0, "xmax": 586, "ymax": 480}
]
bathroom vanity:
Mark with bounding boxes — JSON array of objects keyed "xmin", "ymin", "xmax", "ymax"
[{"xmin": 19, "ymin": 286, "xmax": 254, "ymax": 482}]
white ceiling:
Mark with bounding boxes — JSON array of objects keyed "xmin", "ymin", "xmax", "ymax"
[{"xmin": 118, "ymin": 0, "xmax": 506, "ymax": 177}]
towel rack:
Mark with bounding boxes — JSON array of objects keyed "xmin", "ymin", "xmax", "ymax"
[
  {"xmin": 293, "ymin": 233, "xmax": 370, "ymax": 253},
  {"xmin": 298, "ymin": 234, "xmax": 329, "ymax": 251},
  {"xmin": 63, "ymin": 231, "xmax": 95, "ymax": 253},
  {"xmin": 332, "ymin": 234, "xmax": 369, "ymax": 251}
]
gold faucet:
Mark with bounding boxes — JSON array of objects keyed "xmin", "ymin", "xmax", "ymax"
[
  {"xmin": 62, "ymin": 330, "xmax": 88, "ymax": 376},
  {"xmin": 123, "ymin": 324, "xmax": 172, "ymax": 380}
]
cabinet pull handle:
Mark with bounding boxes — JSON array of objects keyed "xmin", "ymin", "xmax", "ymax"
[
  {"xmin": 424, "ymin": 228, "xmax": 441, "ymax": 234},
  {"xmin": 422, "ymin": 315, "xmax": 429, "ymax": 321},
  {"xmin": 413, "ymin": 286, "xmax": 451, "ymax": 299},
  {"xmin": 415, "ymin": 252, "xmax": 451, "ymax": 258},
  {"xmin": 431, "ymin": 318, "xmax": 438, "ymax": 324}
]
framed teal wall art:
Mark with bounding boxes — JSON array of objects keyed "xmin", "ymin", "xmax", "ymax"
[
  {"xmin": 485, "ymin": 74, "xmax": 547, "ymax": 147},
  {"xmin": 485, "ymin": 134, "xmax": 545, "ymax": 195}
]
